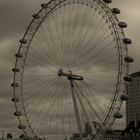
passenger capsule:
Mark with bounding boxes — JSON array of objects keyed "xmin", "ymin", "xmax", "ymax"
[
  {"xmin": 15, "ymin": 53, "xmax": 23, "ymax": 58},
  {"xmin": 103, "ymin": 0, "xmax": 112, "ymax": 3},
  {"xmin": 113, "ymin": 112, "xmax": 123, "ymax": 119},
  {"xmin": 124, "ymin": 56, "xmax": 134, "ymax": 63},
  {"xmin": 41, "ymin": 3, "xmax": 47, "ymax": 8},
  {"xmin": 123, "ymin": 38, "xmax": 132, "ymax": 45},
  {"xmin": 120, "ymin": 94, "xmax": 129, "ymax": 101},
  {"xmin": 12, "ymin": 97, "xmax": 20, "ymax": 102},
  {"xmin": 19, "ymin": 39, "xmax": 27, "ymax": 44},
  {"xmin": 111, "ymin": 8, "xmax": 120, "ymax": 14},
  {"xmin": 123, "ymin": 76, "xmax": 133, "ymax": 82},
  {"xmin": 11, "ymin": 82, "xmax": 19, "ymax": 88},
  {"xmin": 14, "ymin": 111, "xmax": 22, "ymax": 116},
  {"xmin": 18, "ymin": 124, "xmax": 26, "ymax": 130},
  {"xmin": 118, "ymin": 22, "xmax": 127, "ymax": 28},
  {"xmin": 12, "ymin": 68, "xmax": 20, "ymax": 73},
  {"xmin": 32, "ymin": 14, "xmax": 40, "ymax": 19}
]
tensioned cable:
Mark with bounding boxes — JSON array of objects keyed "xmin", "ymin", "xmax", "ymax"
[{"xmin": 74, "ymin": 82, "xmax": 102, "ymax": 122}]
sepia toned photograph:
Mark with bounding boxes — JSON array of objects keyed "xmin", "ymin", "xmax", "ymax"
[{"xmin": 0, "ymin": 0, "xmax": 140, "ymax": 140}]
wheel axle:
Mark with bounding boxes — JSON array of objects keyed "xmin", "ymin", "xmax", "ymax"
[{"xmin": 58, "ymin": 69, "xmax": 84, "ymax": 81}]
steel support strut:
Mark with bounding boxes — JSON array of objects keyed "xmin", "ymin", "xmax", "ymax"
[
  {"xmin": 58, "ymin": 69, "xmax": 83, "ymax": 140},
  {"xmin": 70, "ymin": 80, "xmax": 83, "ymax": 140}
]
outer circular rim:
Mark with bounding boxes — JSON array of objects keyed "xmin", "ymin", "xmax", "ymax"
[{"xmin": 12, "ymin": 0, "xmax": 129, "ymax": 138}]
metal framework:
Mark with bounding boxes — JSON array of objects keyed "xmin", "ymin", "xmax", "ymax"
[{"xmin": 11, "ymin": 0, "xmax": 133, "ymax": 139}]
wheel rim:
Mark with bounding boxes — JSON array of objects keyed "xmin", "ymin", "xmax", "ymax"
[{"xmin": 12, "ymin": 0, "xmax": 128, "ymax": 139}]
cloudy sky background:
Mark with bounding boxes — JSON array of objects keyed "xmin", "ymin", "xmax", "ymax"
[{"xmin": 0, "ymin": 0, "xmax": 140, "ymax": 137}]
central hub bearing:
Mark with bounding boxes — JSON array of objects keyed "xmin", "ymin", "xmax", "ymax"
[{"xmin": 58, "ymin": 69, "xmax": 84, "ymax": 81}]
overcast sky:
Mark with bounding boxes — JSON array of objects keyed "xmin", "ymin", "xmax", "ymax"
[{"xmin": 0, "ymin": 0, "xmax": 140, "ymax": 137}]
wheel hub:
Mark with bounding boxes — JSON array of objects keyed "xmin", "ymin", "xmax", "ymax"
[{"xmin": 58, "ymin": 69, "xmax": 84, "ymax": 81}]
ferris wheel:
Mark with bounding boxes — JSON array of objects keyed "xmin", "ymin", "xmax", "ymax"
[{"xmin": 11, "ymin": 0, "xmax": 134, "ymax": 139}]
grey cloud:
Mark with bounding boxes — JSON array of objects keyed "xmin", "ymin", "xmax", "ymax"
[{"xmin": 0, "ymin": 0, "xmax": 49, "ymax": 39}]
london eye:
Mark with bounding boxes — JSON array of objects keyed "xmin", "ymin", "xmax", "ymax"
[{"xmin": 11, "ymin": 0, "xmax": 133, "ymax": 139}]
